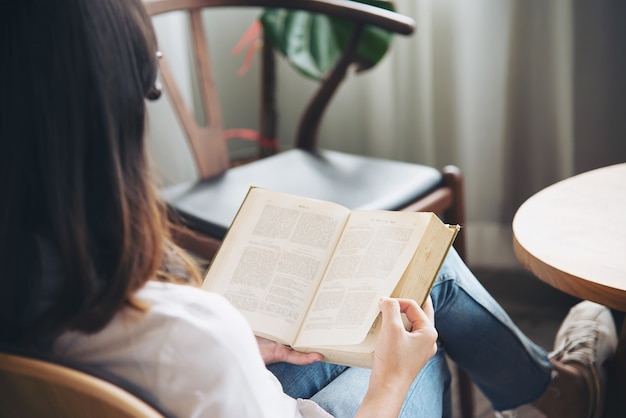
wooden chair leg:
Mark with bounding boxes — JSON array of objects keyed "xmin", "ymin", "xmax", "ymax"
[
  {"xmin": 442, "ymin": 165, "xmax": 466, "ymax": 261},
  {"xmin": 457, "ymin": 367, "xmax": 475, "ymax": 418},
  {"xmin": 442, "ymin": 166, "xmax": 475, "ymax": 418}
]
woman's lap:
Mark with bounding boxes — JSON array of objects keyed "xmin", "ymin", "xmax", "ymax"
[
  {"xmin": 269, "ymin": 248, "xmax": 552, "ymax": 415},
  {"xmin": 270, "ymin": 350, "xmax": 451, "ymax": 418}
]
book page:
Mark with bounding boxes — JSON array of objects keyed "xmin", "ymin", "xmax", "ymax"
[
  {"xmin": 203, "ymin": 188, "xmax": 350, "ymax": 345},
  {"xmin": 293, "ymin": 211, "xmax": 432, "ymax": 348}
]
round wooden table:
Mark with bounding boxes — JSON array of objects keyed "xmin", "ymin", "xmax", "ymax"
[
  {"xmin": 512, "ymin": 162, "xmax": 626, "ymax": 417},
  {"xmin": 513, "ymin": 163, "xmax": 626, "ymax": 310}
]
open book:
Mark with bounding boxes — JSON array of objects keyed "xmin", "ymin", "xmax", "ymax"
[{"xmin": 203, "ymin": 187, "xmax": 459, "ymax": 368}]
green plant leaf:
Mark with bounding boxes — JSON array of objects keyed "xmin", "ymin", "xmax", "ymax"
[
  {"xmin": 285, "ymin": 11, "xmax": 342, "ymax": 79},
  {"xmin": 260, "ymin": 9, "xmax": 289, "ymax": 56},
  {"xmin": 260, "ymin": 0, "xmax": 395, "ymax": 80}
]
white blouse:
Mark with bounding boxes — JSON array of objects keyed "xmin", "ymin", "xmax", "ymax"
[{"xmin": 54, "ymin": 281, "xmax": 332, "ymax": 418}]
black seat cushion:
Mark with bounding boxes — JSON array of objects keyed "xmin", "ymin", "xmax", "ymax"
[{"xmin": 162, "ymin": 149, "xmax": 443, "ymax": 239}]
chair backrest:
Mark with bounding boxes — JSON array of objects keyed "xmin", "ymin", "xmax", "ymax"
[
  {"xmin": 0, "ymin": 350, "xmax": 168, "ymax": 418},
  {"xmin": 144, "ymin": 0, "xmax": 415, "ymax": 180}
]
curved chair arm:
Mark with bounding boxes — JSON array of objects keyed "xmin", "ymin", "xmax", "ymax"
[{"xmin": 145, "ymin": 0, "xmax": 415, "ymax": 35}]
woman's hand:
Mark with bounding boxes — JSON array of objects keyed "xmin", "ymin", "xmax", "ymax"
[
  {"xmin": 373, "ymin": 297, "xmax": 438, "ymax": 384},
  {"xmin": 256, "ymin": 337, "xmax": 323, "ymax": 366},
  {"xmin": 356, "ymin": 296, "xmax": 438, "ymax": 418}
]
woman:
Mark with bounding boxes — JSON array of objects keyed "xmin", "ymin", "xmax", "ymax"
[{"xmin": 0, "ymin": 0, "xmax": 617, "ymax": 417}]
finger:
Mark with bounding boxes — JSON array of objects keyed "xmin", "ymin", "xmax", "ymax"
[
  {"xmin": 275, "ymin": 344, "xmax": 322, "ymax": 365},
  {"xmin": 378, "ymin": 298, "xmax": 405, "ymax": 329},
  {"xmin": 283, "ymin": 349, "xmax": 323, "ymax": 365},
  {"xmin": 395, "ymin": 298, "xmax": 433, "ymax": 331}
]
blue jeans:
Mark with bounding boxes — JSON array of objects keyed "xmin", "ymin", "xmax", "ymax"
[{"xmin": 268, "ymin": 249, "xmax": 553, "ymax": 417}]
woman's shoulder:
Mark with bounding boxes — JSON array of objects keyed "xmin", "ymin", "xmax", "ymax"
[
  {"xmin": 53, "ymin": 281, "xmax": 290, "ymax": 417},
  {"xmin": 132, "ymin": 280, "xmax": 261, "ymax": 364},
  {"xmin": 54, "ymin": 281, "xmax": 252, "ymax": 362},
  {"xmin": 135, "ymin": 281, "xmax": 252, "ymax": 339},
  {"xmin": 137, "ymin": 280, "xmax": 230, "ymax": 312},
  {"xmin": 137, "ymin": 280, "xmax": 223, "ymax": 305}
]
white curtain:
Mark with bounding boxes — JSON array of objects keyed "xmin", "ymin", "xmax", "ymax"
[
  {"xmin": 293, "ymin": 0, "xmax": 626, "ymax": 268},
  {"xmin": 323, "ymin": 0, "xmax": 578, "ymax": 268},
  {"xmin": 146, "ymin": 0, "xmax": 626, "ymax": 269}
]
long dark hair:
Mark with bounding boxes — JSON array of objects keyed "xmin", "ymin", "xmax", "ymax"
[{"xmin": 0, "ymin": 0, "xmax": 200, "ymax": 346}]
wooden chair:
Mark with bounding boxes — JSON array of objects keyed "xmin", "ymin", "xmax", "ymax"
[
  {"xmin": 0, "ymin": 348, "xmax": 172, "ymax": 418},
  {"xmin": 144, "ymin": 1, "xmax": 473, "ymax": 416}
]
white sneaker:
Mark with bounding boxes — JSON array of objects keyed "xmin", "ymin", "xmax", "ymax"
[{"xmin": 549, "ymin": 301, "xmax": 617, "ymax": 418}]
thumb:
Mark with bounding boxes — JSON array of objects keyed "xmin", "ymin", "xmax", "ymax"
[{"xmin": 379, "ymin": 298, "xmax": 403, "ymax": 330}]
